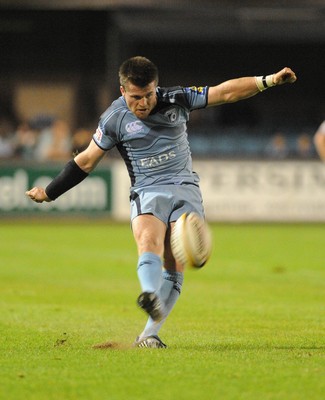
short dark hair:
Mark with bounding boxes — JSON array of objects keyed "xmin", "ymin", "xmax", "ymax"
[{"xmin": 119, "ymin": 56, "xmax": 159, "ymax": 88}]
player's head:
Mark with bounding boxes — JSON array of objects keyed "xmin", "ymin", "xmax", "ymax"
[
  {"xmin": 119, "ymin": 56, "xmax": 159, "ymax": 88},
  {"xmin": 119, "ymin": 56, "xmax": 159, "ymax": 119}
]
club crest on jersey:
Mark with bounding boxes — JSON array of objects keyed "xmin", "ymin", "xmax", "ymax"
[
  {"xmin": 126, "ymin": 120, "xmax": 144, "ymax": 134},
  {"xmin": 166, "ymin": 108, "xmax": 178, "ymax": 123}
]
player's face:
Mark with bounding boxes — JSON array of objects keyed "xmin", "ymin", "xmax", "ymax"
[{"xmin": 120, "ymin": 81, "xmax": 157, "ymax": 120}]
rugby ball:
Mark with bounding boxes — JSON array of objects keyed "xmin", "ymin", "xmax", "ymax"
[{"xmin": 171, "ymin": 212, "xmax": 212, "ymax": 268}]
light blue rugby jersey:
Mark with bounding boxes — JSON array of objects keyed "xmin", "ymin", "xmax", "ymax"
[{"xmin": 93, "ymin": 85, "xmax": 209, "ymax": 189}]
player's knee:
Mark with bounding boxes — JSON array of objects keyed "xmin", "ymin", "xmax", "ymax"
[{"xmin": 136, "ymin": 234, "xmax": 164, "ymax": 256}]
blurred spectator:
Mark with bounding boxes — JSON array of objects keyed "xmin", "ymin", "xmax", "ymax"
[
  {"xmin": 296, "ymin": 133, "xmax": 314, "ymax": 159},
  {"xmin": 265, "ymin": 132, "xmax": 289, "ymax": 159},
  {"xmin": 33, "ymin": 117, "xmax": 72, "ymax": 162},
  {"xmin": 313, "ymin": 121, "xmax": 325, "ymax": 162},
  {"xmin": 71, "ymin": 127, "xmax": 93, "ymax": 156},
  {"xmin": 14, "ymin": 121, "xmax": 38, "ymax": 160},
  {"xmin": 0, "ymin": 118, "xmax": 15, "ymax": 159}
]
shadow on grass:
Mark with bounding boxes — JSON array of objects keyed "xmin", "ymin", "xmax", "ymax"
[
  {"xmin": 91, "ymin": 340, "xmax": 325, "ymax": 351},
  {"xmin": 172, "ymin": 343, "xmax": 325, "ymax": 351}
]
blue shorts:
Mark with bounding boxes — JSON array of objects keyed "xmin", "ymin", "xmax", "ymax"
[{"xmin": 130, "ymin": 184, "xmax": 204, "ymax": 225}]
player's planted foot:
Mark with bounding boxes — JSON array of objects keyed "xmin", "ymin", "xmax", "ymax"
[
  {"xmin": 137, "ymin": 291, "xmax": 164, "ymax": 322},
  {"xmin": 134, "ymin": 335, "xmax": 167, "ymax": 348}
]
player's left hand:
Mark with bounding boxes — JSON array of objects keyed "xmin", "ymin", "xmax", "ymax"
[{"xmin": 273, "ymin": 67, "xmax": 297, "ymax": 85}]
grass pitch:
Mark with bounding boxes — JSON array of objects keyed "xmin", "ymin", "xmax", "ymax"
[{"xmin": 0, "ymin": 221, "xmax": 324, "ymax": 400}]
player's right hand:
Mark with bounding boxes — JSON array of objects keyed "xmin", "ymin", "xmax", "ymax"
[
  {"xmin": 25, "ymin": 187, "xmax": 51, "ymax": 203},
  {"xmin": 273, "ymin": 67, "xmax": 297, "ymax": 85}
]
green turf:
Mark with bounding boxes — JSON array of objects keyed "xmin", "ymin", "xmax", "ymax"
[{"xmin": 0, "ymin": 221, "xmax": 324, "ymax": 400}]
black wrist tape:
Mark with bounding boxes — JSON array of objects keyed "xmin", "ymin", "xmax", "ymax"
[{"xmin": 45, "ymin": 159, "xmax": 89, "ymax": 201}]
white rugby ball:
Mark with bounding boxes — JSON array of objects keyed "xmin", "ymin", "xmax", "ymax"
[{"xmin": 171, "ymin": 212, "xmax": 212, "ymax": 268}]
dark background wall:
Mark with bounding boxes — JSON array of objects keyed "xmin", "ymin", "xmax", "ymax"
[{"xmin": 0, "ymin": 1, "xmax": 324, "ymax": 157}]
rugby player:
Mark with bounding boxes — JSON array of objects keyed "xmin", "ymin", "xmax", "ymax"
[
  {"xmin": 314, "ymin": 120, "xmax": 325, "ymax": 161},
  {"xmin": 26, "ymin": 56, "xmax": 297, "ymax": 348}
]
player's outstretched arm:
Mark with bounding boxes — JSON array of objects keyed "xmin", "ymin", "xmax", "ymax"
[
  {"xmin": 26, "ymin": 139, "xmax": 107, "ymax": 203},
  {"xmin": 207, "ymin": 67, "xmax": 297, "ymax": 106}
]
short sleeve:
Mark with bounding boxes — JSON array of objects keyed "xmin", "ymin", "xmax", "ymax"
[
  {"xmin": 183, "ymin": 86, "xmax": 208, "ymax": 110},
  {"xmin": 92, "ymin": 124, "xmax": 117, "ymax": 151}
]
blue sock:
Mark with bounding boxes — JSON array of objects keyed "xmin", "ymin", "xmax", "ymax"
[
  {"xmin": 139, "ymin": 270, "xmax": 184, "ymax": 339},
  {"xmin": 137, "ymin": 252, "xmax": 162, "ymax": 293}
]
